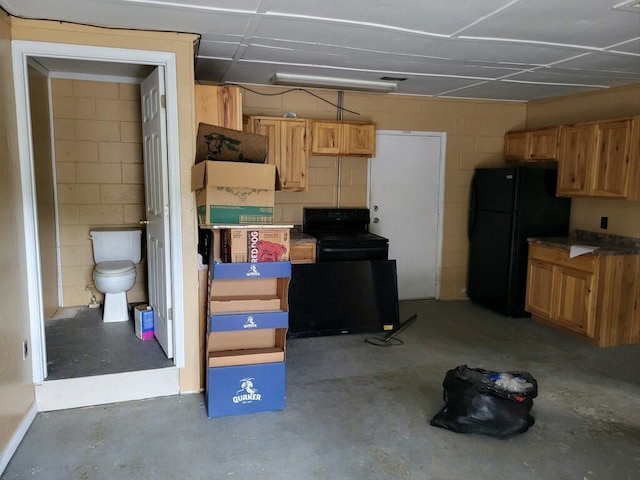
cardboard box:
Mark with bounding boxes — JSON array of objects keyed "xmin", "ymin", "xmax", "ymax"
[
  {"xmin": 134, "ymin": 304, "xmax": 154, "ymax": 340},
  {"xmin": 191, "ymin": 161, "xmax": 279, "ymax": 225},
  {"xmin": 207, "ymin": 327, "xmax": 287, "ymax": 354},
  {"xmin": 206, "ymin": 362, "xmax": 285, "ymax": 418},
  {"xmin": 222, "ymin": 228, "xmax": 290, "ymax": 263},
  {"xmin": 208, "ymin": 276, "xmax": 289, "ymax": 315},
  {"xmin": 209, "ymin": 311, "xmax": 289, "ymax": 332},
  {"xmin": 207, "ymin": 328, "xmax": 287, "ymax": 367},
  {"xmin": 206, "ymin": 328, "xmax": 287, "ymax": 417},
  {"xmin": 195, "ymin": 123, "xmax": 268, "ymax": 164},
  {"xmin": 209, "ymin": 261, "xmax": 291, "ymax": 280},
  {"xmin": 209, "ymin": 295, "xmax": 281, "ymax": 315}
]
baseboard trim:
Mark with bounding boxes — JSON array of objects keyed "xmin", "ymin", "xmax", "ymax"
[
  {"xmin": 0, "ymin": 400, "xmax": 38, "ymax": 475},
  {"xmin": 35, "ymin": 367, "xmax": 180, "ymax": 412}
]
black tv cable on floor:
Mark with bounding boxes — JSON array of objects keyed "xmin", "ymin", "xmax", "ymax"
[{"xmin": 364, "ymin": 314, "xmax": 418, "ymax": 347}]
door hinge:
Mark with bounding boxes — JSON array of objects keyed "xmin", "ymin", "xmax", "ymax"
[
  {"xmin": 161, "ymin": 94, "xmax": 166, "ymax": 109},
  {"xmin": 168, "ymin": 307, "xmax": 172, "ymax": 321}
]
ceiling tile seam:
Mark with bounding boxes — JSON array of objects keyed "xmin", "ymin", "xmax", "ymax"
[
  {"xmin": 262, "ymin": 12, "xmax": 449, "ymax": 39},
  {"xmin": 118, "ymin": 0, "xmax": 257, "ymax": 15},
  {"xmin": 231, "ymin": 58, "xmax": 503, "ymax": 82},
  {"xmin": 502, "ymin": 79, "xmax": 609, "ymax": 88},
  {"xmin": 449, "ymin": 0, "xmax": 520, "ymax": 37},
  {"xmin": 243, "ymin": 33, "xmax": 639, "ymax": 64},
  {"xmin": 220, "ymin": 3, "xmax": 276, "ymax": 84},
  {"xmin": 458, "ymin": 35, "xmax": 640, "ymax": 56},
  {"xmin": 247, "ymin": 38, "xmax": 458, "ymax": 63}
]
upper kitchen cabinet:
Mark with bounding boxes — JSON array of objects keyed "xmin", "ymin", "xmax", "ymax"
[
  {"xmin": 246, "ymin": 116, "xmax": 310, "ymax": 192},
  {"xmin": 556, "ymin": 117, "xmax": 636, "ymax": 199},
  {"xmin": 195, "ymin": 85, "xmax": 243, "ymax": 130},
  {"xmin": 504, "ymin": 126, "xmax": 559, "ymax": 162},
  {"xmin": 311, "ymin": 121, "xmax": 376, "ymax": 157}
]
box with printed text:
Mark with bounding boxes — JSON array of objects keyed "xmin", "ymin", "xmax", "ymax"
[{"xmin": 222, "ymin": 228, "xmax": 290, "ymax": 263}]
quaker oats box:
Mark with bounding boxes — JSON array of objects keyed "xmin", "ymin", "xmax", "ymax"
[
  {"xmin": 206, "ymin": 328, "xmax": 287, "ymax": 418},
  {"xmin": 195, "ymin": 123, "xmax": 268, "ymax": 164},
  {"xmin": 222, "ymin": 228, "xmax": 290, "ymax": 263},
  {"xmin": 191, "ymin": 161, "xmax": 279, "ymax": 225},
  {"xmin": 206, "ymin": 361, "xmax": 286, "ymax": 418}
]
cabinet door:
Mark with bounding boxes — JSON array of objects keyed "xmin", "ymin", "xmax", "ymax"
[
  {"xmin": 311, "ymin": 121, "xmax": 341, "ymax": 155},
  {"xmin": 252, "ymin": 118, "xmax": 279, "ymax": 169},
  {"xmin": 279, "ymin": 120, "xmax": 309, "ymax": 192},
  {"xmin": 525, "ymin": 260, "xmax": 555, "ymax": 318},
  {"xmin": 591, "ymin": 119, "xmax": 632, "ymax": 198},
  {"xmin": 529, "ymin": 128, "xmax": 559, "ymax": 160},
  {"xmin": 553, "ymin": 266, "xmax": 596, "ymax": 337},
  {"xmin": 343, "ymin": 123, "xmax": 376, "ymax": 156},
  {"xmin": 557, "ymin": 125, "xmax": 595, "ymax": 196},
  {"xmin": 504, "ymin": 131, "xmax": 528, "ymax": 161},
  {"xmin": 195, "ymin": 85, "xmax": 242, "ymax": 130}
]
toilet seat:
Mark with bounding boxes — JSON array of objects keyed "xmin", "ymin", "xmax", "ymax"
[{"xmin": 94, "ymin": 260, "xmax": 135, "ymax": 276}]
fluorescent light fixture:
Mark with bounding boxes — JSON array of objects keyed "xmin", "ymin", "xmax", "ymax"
[{"xmin": 271, "ymin": 73, "xmax": 398, "ymax": 93}]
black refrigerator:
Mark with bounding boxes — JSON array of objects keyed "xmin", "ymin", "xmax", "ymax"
[{"xmin": 467, "ymin": 165, "xmax": 571, "ymax": 317}]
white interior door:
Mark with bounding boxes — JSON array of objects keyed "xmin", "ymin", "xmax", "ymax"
[
  {"xmin": 368, "ymin": 131, "xmax": 445, "ymax": 300},
  {"xmin": 141, "ymin": 67, "xmax": 173, "ymax": 358}
]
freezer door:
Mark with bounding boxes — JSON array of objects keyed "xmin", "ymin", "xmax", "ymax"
[{"xmin": 471, "ymin": 167, "xmax": 518, "ymax": 214}]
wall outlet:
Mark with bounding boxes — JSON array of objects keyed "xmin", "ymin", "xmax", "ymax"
[
  {"xmin": 600, "ymin": 216, "xmax": 608, "ymax": 229},
  {"xmin": 22, "ymin": 340, "xmax": 28, "ymax": 360}
]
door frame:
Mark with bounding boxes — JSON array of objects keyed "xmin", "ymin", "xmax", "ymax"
[
  {"xmin": 367, "ymin": 130, "xmax": 446, "ymax": 299},
  {"xmin": 12, "ymin": 40, "xmax": 185, "ymax": 383}
]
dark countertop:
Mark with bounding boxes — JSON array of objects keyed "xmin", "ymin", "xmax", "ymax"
[
  {"xmin": 528, "ymin": 230, "xmax": 640, "ymax": 256},
  {"xmin": 291, "ymin": 232, "xmax": 316, "ymax": 244}
]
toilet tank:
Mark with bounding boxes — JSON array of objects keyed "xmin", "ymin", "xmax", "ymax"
[{"xmin": 90, "ymin": 228, "xmax": 142, "ymax": 264}]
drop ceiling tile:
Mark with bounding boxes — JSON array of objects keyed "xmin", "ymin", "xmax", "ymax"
[
  {"xmin": 447, "ymin": 80, "xmax": 602, "ymax": 101},
  {"xmin": 460, "ymin": 0, "xmax": 640, "ymax": 49},
  {"xmin": 266, "ymin": 0, "xmax": 513, "ymax": 36},
  {"xmin": 509, "ymin": 66, "xmax": 640, "ymax": 87},
  {"xmin": 252, "ymin": 19, "xmax": 584, "ymax": 66},
  {"xmin": 553, "ymin": 51, "xmax": 640, "ymax": 75}
]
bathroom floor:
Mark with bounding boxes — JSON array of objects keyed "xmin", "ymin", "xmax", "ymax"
[{"xmin": 45, "ymin": 305, "xmax": 173, "ymax": 380}]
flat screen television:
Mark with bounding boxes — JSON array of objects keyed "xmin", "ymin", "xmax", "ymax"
[{"xmin": 288, "ymin": 260, "xmax": 400, "ymax": 338}]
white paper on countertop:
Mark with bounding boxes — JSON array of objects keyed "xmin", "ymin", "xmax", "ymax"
[{"xmin": 569, "ymin": 245, "xmax": 599, "ymax": 258}]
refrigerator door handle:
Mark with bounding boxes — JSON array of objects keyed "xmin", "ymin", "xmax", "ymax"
[{"xmin": 468, "ymin": 176, "xmax": 478, "ymax": 240}]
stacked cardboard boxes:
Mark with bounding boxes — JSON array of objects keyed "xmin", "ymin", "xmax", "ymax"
[{"xmin": 205, "ymin": 258, "xmax": 291, "ymax": 418}]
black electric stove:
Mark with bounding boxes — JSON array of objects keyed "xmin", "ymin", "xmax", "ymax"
[{"xmin": 302, "ymin": 208, "xmax": 389, "ymax": 262}]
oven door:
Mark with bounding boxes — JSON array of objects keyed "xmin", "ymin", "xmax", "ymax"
[{"xmin": 316, "ymin": 240, "xmax": 389, "ymax": 262}]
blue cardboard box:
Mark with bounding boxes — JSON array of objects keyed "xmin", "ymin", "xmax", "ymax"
[
  {"xmin": 207, "ymin": 362, "xmax": 285, "ymax": 418},
  {"xmin": 209, "ymin": 311, "xmax": 288, "ymax": 332},
  {"xmin": 210, "ymin": 261, "xmax": 291, "ymax": 280}
]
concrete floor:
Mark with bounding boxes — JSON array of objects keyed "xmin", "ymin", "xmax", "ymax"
[
  {"xmin": 3, "ymin": 300, "xmax": 640, "ymax": 480},
  {"xmin": 45, "ymin": 306, "xmax": 172, "ymax": 380}
]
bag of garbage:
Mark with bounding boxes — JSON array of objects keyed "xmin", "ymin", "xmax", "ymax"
[{"xmin": 430, "ymin": 365, "xmax": 538, "ymax": 438}]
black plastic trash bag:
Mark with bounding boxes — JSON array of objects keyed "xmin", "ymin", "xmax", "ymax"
[{"xmin": 430, "ymin": 365, "xmax": 538, "ymax": 438}]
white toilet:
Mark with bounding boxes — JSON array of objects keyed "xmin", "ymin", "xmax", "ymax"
[{"xmin": 90, "ymin": 228, "xmax": 142, "ymax": 323}]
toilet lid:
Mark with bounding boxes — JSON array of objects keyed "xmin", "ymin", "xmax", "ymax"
[{"xmin": 95, "ymin": 260, "xmax": 135, "ymax": 276}]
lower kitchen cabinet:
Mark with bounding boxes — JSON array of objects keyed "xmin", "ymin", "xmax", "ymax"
[
  {"xmin": 289, "ymin": 241, "xmax": 316, "ymax": 264},
  {"xmin": 526, "ymin": 243, "xmax": 640, "ymax": 346}
]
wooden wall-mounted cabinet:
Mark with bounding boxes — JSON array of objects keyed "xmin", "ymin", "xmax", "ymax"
[
  {"xmin": 311, "ymin": 121, "xmax": 376, "ymax": 157},
  {"xmin": 245, "ymin": 116, "xmax": 310, "ymax": 192},
  {"xmin": 195, "ymin": 85, "xmax": 243, "ymax": 130},
  {"xmin": 556, "ymin": 118, "xmax": 634, "ymax": 199},
  {"xmin": 504, "ymin": 127, "xmax": 559, "ymax": 162},
  {"xmin": 526, "ymin": 243, "xmax": 640, "ymax": 347}
]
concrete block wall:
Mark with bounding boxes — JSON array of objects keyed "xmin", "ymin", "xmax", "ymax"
[
  {"xmin": 51, "ymin": 79, "xmax": 147, "ymax": 308},
  {"xmin": 243, "ymin": 86, "xmax": 527, "ymax": 299}
]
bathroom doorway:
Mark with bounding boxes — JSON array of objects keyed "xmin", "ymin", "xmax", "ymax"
[{"xmin": 13, "ymin": 41, "xmax": 184, "ymax": 410}]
